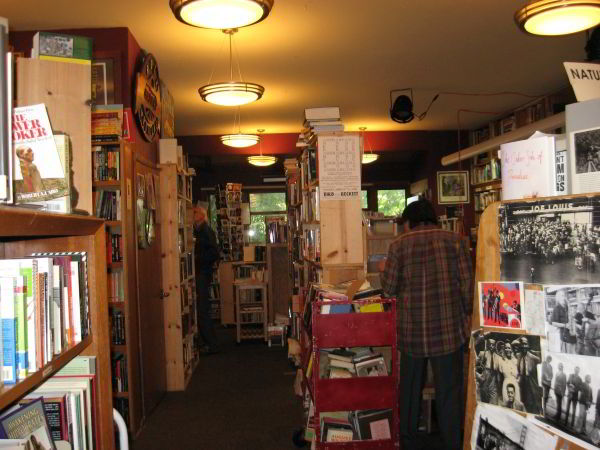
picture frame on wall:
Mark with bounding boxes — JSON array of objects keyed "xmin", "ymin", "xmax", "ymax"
[
  {"xmin": 437, "ymin": 170, "xmax": 469, "ymax": 204},
  {"xmin": 91, "ymin": 50, "xmax": 122, "ymax": 106}
]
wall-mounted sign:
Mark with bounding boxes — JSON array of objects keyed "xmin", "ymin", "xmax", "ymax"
[{"xmin": 134, "ymin": 51, "xmax": 161, "ymax": 142}]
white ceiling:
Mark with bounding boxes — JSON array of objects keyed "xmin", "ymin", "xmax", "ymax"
[{"xmin": 0, "ymin": 0, "xmax": 588, "ymax": 137}]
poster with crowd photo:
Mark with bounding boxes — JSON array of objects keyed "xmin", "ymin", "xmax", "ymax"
[
  {"xmin": 471, "ymin": 403, "xmax": 557, "ymax": 450},
  {"xmin": 535, "ymin": 350, "xmax": 600, "ymax": 448},
  {"xmin": 544, "ymin": 284, "xmax": 600, "ymax": 356},
  {"xmin": 523, "ymin": 284, "xmax": 547, "ymax": 336},
  {"xmin": 499, "ymin": 196, "xmax": 600, "ymax": 285},
  {"xmin": 478, "ymin": 281, "xmax": 524, "ymax": 329},
  {"xmin": 473, "ymin": 330, "xmax": 543, "ymax": 414}
]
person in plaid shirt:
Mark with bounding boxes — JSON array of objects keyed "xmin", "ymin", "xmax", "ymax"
[{"xmin": 380, "ymin": 198, "xmax": 473, "ymax": 450}]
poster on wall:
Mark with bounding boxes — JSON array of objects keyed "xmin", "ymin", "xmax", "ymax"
[
  {"xmin": 317, "ymin": 134, "xmax": 361, "ymax": 202},
  {"xmin": 498, "ymin": 196, "xmax": 600, "ymax": 285},
  {"xmin": 473, "ymin": 330, "xmax": 543, "ymax": 414},
  {"xmin": 478, "ymin": 281, "xmax": 524, "ymax": 329}
]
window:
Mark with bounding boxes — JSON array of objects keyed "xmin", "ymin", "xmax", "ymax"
[
  {"xmin": 361, "ymin": 190, "xmax": 368, "ymax": 209},
  {"xmin": 377, "ymin": 189, "xmax": 406, "ymax": 217},
  {"xmin": 248, "ymin": 192, "xmax": 286, "ymax": 243}
]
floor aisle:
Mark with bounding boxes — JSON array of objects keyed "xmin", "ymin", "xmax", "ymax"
[{"xmin": 132, "ymin": 326, "xmax": 304, "ymax": 450}]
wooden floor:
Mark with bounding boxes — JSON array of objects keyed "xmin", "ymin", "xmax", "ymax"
[{"xmin": 130, "ymin": 326, "xmax": 304, "ymax": 450}]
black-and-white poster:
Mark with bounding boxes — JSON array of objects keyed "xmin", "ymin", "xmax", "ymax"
[
  {"xmin": 544, "ymin": 284, "xmax": 600, "ymax": 356},
  {"xmin": 536, "ymin": 350, "xmax": 600, "ymax": 447},
  {"xmin": 473, "ymin": 331, "xmax": 543, "ymax": 414},
  {"xmin": 472, "ymin": 403, "xmax": 557, "ymax": 450},
  {"xmin": 499, "ymin": 196, "xmax": 600, "ymax": 284}
]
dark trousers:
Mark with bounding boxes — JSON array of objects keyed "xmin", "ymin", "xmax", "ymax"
[
  {"xmin": 555, "ymin": 392, "xmax": 564, "ymax": 420},
  {"xmin": 400, "ymin": 346, "xmax": 464, "ymax": 450},
  {"xmin": 197, "ymin": 270, "xmax": 218, "ymax": 349},
  {"xmin": 566, "ymin": 394, "xmax": 578, "ymax": 426},
  {"xmin": 543, "ymin": 383, "xmax": 551, "ymax": 412}
]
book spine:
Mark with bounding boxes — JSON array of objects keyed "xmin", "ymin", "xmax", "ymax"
[
  {"xmin": 71, "ymin": 262, "xmax": 82, "ymax": 343},
  {"xmin": 25, "ymin": 263, "xmax": 37, "ymax": 373},
  {"xmin": 1, "ymin": 277, "xmax": 17, "ymax": 384},
  {"xmin": 14, "ymin": 276, "xmax": 27, "ymax": 380},
  {"xmin": 52, "ymin": 265, "xmax": 62, "ymax": 356}
]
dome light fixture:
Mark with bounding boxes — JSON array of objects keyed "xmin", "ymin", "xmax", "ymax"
[
  {"xmin": 198, "ymin": 28, "xmax": 265, "ymax": 106},
  {"xmin": 170, "ymin": 0, "xmax": 274, "ymax": 30},
  {"xmin": 359, "ymin": 127, "xmax": 379, "ymax": 164},
  {"xmin": 221, "ymin": 133, "xmax": 259, "ymax": 148},
  {"xmin": 248, "ymin": 129, "xmax": 277, "ymax": 166},
  {"xmin": 515, "ymin": 0, "xmax": 600, "ymax": 36}
]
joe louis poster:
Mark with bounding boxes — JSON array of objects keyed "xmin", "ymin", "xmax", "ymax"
[{"xmin": 499, "ymin": 196, "xmax": 600, "ymax": 285}]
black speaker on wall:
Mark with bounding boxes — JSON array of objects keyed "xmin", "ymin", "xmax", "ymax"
[{"xmin": 389, "ymin": 88, "xmax": 414, "ymax": 124}]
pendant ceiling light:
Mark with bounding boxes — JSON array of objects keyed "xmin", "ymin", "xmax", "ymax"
[
  {"xmin": 170, "ymin": 0, "xmax": 274, "ymax": 30},
  {"xmin": 248, "ymin": 129, "xmax": 277, "ymax": 166},
  {"xmin": 359, "ymin": 127, "xmax": 379, "ymax": 164},
  {"xmin": 199, "ymin": 28, "xmax": 265, "ymax": 106},
  {"xmin": 515, "ymin": 0, "xmax": 600, "ymax": 36},
  {"xmin": 221, "ymin": 107, "xmax": 259, "ymax": 148}
]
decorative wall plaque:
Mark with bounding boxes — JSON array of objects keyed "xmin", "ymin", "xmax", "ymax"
[{"xmin": 134, "ymin": 51, "xmax": 161, "ymax": 142}]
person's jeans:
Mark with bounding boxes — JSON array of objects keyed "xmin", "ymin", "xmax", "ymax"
[
  {"xmin": 400, "ymin": 347, "xmax": 464, "ymax": 450},
  {"xmin": 197, "ymin": 270, "xmax": 218, "ymax": 350}
]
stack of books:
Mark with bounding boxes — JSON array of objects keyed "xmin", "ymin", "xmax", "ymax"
[
  {"xmin": 321, "ymin": 347, "xmax": 389, "ymax": 379},
  {"xmin": 31, "ymin": 31, "xmax": 93, "ymax": 65},
  {"xmin": 314, "ymin": 408, "xmax": 394, "ymax": 443},
  {"xmin": 297, "ymin": 106, "xmax": 343, "ymax": 147}
]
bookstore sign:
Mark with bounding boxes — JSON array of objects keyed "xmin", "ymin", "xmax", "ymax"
[{"xmin": 318, "ymin": 134, "xmax": 361, "ymax": 201}]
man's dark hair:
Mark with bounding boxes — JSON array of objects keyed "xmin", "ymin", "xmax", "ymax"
[
  {"xmin": 400, "ymin": 198, "xmax": 438, "ymax": 229},
  {"xmin": 506, "ymin": 383, "xmax": 515, "ymax": 392}
]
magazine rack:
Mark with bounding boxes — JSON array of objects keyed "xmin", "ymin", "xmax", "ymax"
[{"xmin": 306, "ymin": 297, "xmax": 398, "ymax": 449}]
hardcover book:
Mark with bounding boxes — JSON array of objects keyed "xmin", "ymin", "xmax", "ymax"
[
  {"xmin": 32, "ymin": 31, "xmax": 93, "ymax": 65},
  {"xmin": 12, "ymin": 104, "xmax": 67, "ymax": 205},
  {"xmin": 0, "ymin": 397, "xmax": 55, "ymax": 449}
]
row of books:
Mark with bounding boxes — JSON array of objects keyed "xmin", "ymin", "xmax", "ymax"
[
  {"xmin": 107, "ymin": 271, "xmax": 124, "ymax": 302},
  {"xmin": 305, "ymin": 404, "xmax": 393, "ymax": 443},
  {"xmin": 0, "ymin": 253, "xmax": 89, "ymax": 384},
  {"xmin": 92, "ymin": 145, "xmax": 120, "ymax": 181},
  {"xmin": 106, "ymin": 230, "xmax": 123, "ymax": 263},
  {"xmin": 91, "ymin": 105, "xmax": 123, "ymax": 143},
  {"xmin": 109, "ymin": 308, "xmax": 125, "ymax": 345},
  {"xmin": 303, "ymin": 227, "xmax": 320, "ymax": 262},
  {"xmin": 111, "ymin": 353, "xmax": 128, "ymax": 394},
  {"xmin": 234, "ymin": 264, "xmax": 266, "ymax": 282},
  {"xmin": 474, "ymin": 188, "xmax": 502, "ymax": 212},
  {"xmin": 94, "ymin": 190, "xmax": 121, "ymax": 221},
  {"xmin": 470, "ymin": 157, "xmax": 501, "ymax": 185},
  {"xmin": 0, "ymin": 355, "xmax": 97, "ymax": 450},
  {"xmin": 266, "ymin": 217, "xmax": 287, "ymax": 244},
  {"xmin": 300, "ymin": 188, "xmax": 320, "ymax": 223},
  {"xmin": 299, "ymin": 148, "xmax": 317, "ymax": 189}
]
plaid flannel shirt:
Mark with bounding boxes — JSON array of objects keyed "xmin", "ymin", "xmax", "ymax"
[{"xmin": 381, "ymin": 225, "xmax": 473, "ymax": 357}]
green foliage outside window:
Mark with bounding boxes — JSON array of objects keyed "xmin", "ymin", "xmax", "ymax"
[
  {"xmin": 361, "ymin": 190, "xmax": 368, "ymax": 209},
  {"xmin": 248, "ymin": 192, "xmax": 286, "ymax": 243},
  {"xmin": 377, "ymin": 189, "xmax": 406, "ymax": 217}
]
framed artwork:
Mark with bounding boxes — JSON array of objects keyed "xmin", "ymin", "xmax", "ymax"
[
  {"xmin": 437, "ymin": 170, "xmax": 469, "ymax": 204},
  {"xmin": 91, "ymin": 50, "xmax": 122, "ymax": 106}
]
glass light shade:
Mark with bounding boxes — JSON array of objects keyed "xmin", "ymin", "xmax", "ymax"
[
  {"xmin": 515, "ymin": 0, "xmax": 600, "ymax": 35},
  {"xmin": 199, "ymin": 81, "xmax": 265, "ymax": 106},
  {"xmin": 361, "ymin": 153, "xmax": 379, "ymax": 164},
  {"xmin": 221, "ymin": 133, "xmax": 259, "ymax": 148},
  {"xmin": 170, "ymin": 0, "xmax": 274, "ymax": 29},
  {"xmin": 247, "ymin": 155, "xmax": 277, "ymax": 166}
]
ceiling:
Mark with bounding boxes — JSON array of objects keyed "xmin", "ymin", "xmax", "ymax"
[{"xmin": 0, "ymin": 1, "xmax": 588, "ymax": 142}]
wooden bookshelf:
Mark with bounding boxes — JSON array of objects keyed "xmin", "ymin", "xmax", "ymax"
[
  {"xmin": 92, "ymin": 141, "xmax": 143, "ymax": 436},
  {"xmin": 159, "ymin": 163, "xmax": 199, "ymax": 391},
  {"xmin": 0, "ymin": 207, "xmax": 115, "ymax": 449}
]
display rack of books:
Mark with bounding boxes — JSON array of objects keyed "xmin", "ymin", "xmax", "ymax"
[
  {"xmin": 158, "ymin": 161, "xmax": 199, "ymax": 391},
  {"xmin": 0, "ymin": 207, "xmax": 115, "ymax": 449},
  {"xmin": 301, "ymin": 284, "xmax": 398, "ymax": 447},
  {"xmin": 208, "ymin": 268, "xmax": 221, "ymax": 321},
  {"xmin": 235, "ymin": 281, "xmax": 268, "ymax": 343},
  {"xmin": 215, "ymin": 183, "xmax": 244, "ymax": 262}
]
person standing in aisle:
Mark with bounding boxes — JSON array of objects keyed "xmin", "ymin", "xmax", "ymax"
[
  {"xmin": 194, "ymin": 205, "xmax": 220, "ymax": 355},
  {"xmin": 379, "ymin": 198, "xmax": 473, "ymax": 450}
]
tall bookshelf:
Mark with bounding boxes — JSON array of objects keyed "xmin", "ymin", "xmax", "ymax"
[
  {"xmin": 159, "ymin": 162, "xmax": 199, "ymax": 391},
  {"xmin": 92, "ymin": 140, "xmax": 143, "ymax": 435},
  {"xmin": 0, "ymin": 207, "xmax": 115, "ymax": 450}
]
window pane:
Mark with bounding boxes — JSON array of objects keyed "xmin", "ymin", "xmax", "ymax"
[
  {"xmin": 361, "ymin": 190, "xmax": 368, "ymax": 209},
  {"xmin": 249, "ymin": 192, "xmax": 286, "ymax": 212},
  {"xmin": 377, "ymin": 189, "xmax": 406, "ymax": 217}
]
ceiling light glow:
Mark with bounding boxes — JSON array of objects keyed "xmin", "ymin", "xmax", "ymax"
[
  {"xmin": 515, "ymin": 0, "xmax": 600, "ymax": 35},
  {"xmin": 170, "ymin": 0, "xmax": 274, "ymax": 29}
]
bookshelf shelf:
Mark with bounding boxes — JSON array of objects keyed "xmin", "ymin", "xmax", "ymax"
[
  {"xmin": 93, "ymin": 180, "xmax": 121, "ymax": 189},
  {"xmin": 105, "ymin": 220, "xmax": 122, "ymax": 227},
  {"xmin": 92, "ymin": 140, "xmax": 120, "ymax": 146}
]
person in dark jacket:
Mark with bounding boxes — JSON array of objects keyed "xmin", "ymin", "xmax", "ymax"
[{"xmin": 194, "ymin": 205, "xmax": 220, "ymax": 354}]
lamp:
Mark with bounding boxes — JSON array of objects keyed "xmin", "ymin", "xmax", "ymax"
[
  {"xmin": 248, "ymin": 129, "xmax": 277, "ymax": 166},
  {"xmin": 515, "ymin": 0, "xmax": 600, "ymax": 36},
  {"xmin": 221, "ymin": 107, "xmax": 259, "ymax": 148},
  {"xmin": 199, "ymin": 28, "xmax": 265, "ymax": 106},
  {"xmin": 170, "ymin": 0, "xmax": 274, "ymax": 29},
  {"xmin": 390, "ymin": 88, "xmax": 414, "ymax": 124},
  {"xmin": 359, "ymin": 127, "xmax": 379, "ymax": 164}
]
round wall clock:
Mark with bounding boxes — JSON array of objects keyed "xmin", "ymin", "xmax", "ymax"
[{"xmin": 134, "ymin": 51, "xmax": 161, "ymax": 142}]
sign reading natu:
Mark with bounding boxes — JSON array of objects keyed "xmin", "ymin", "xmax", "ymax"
[{"xmin": 134, "ymin": 51, "xmax": 161, "ymax": 142}]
